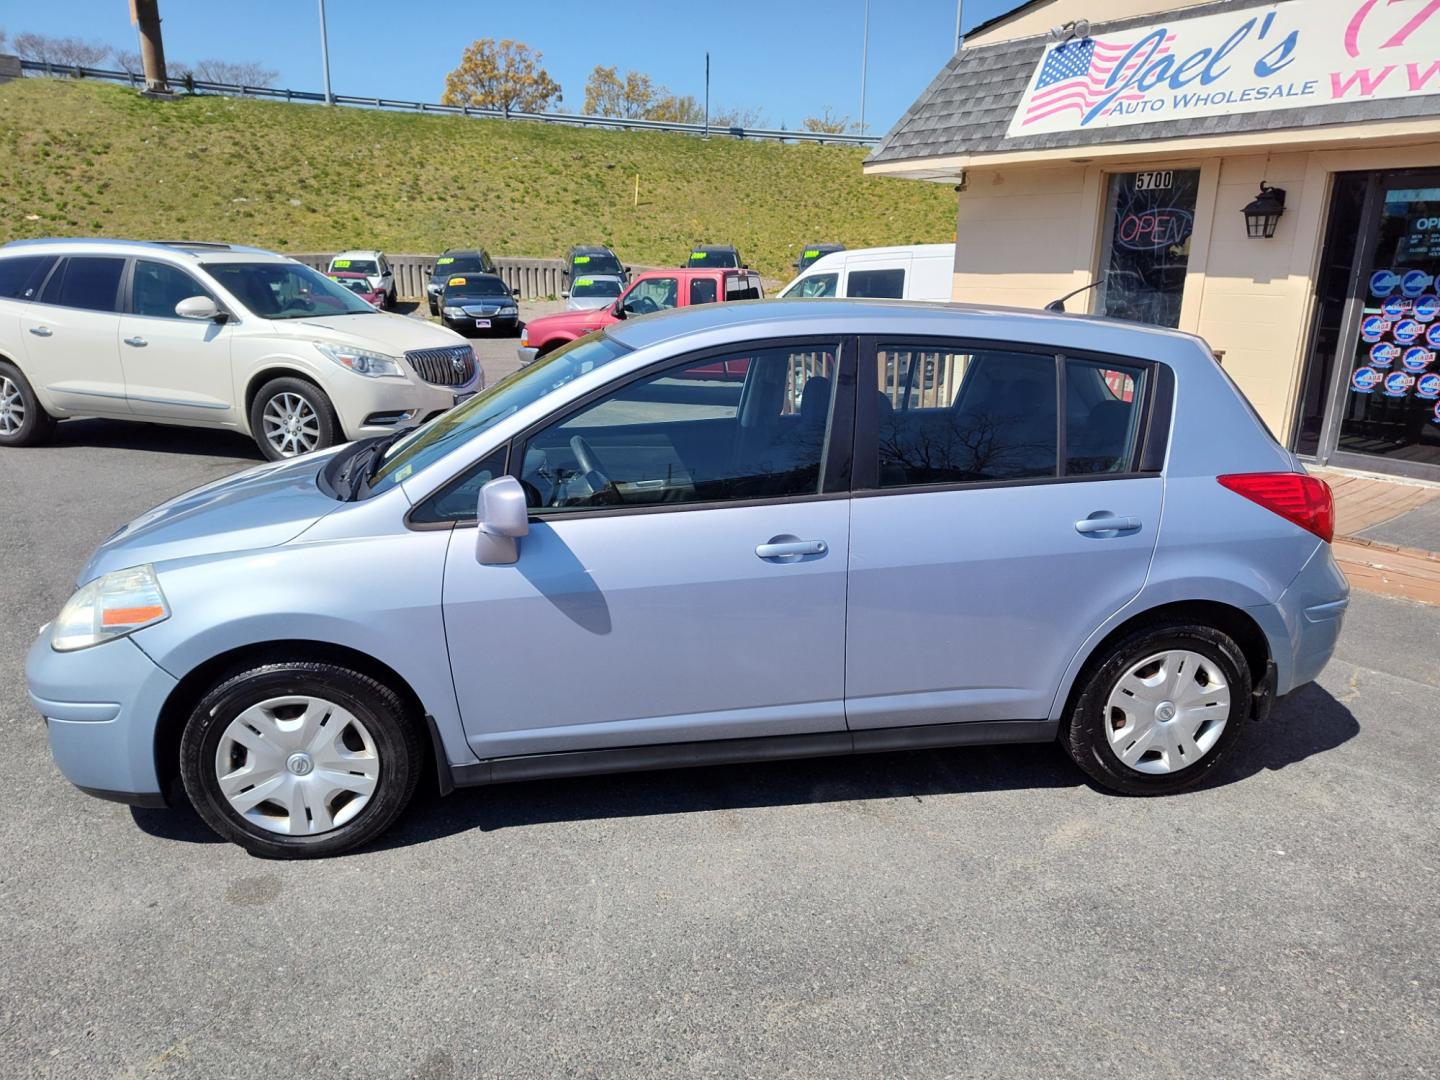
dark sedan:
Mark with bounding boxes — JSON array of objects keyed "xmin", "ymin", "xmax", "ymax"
[{"xmin": 439, "ymin": 273, "xmax": 521, "ymax": 337}]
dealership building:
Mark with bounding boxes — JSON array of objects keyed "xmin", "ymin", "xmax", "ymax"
[{"xmin": 867, "ymin": 0, "xmax": 1440, "ymax": 481}]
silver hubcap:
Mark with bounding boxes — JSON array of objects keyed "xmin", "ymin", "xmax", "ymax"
[
  {"xmin": 214, "ymin": 695, "xmax": 380, "ymax": 836},
  {"xmin": 1104, "ymin": 649, "xmax": 1231, "ymax": 775},
  {"xmin": 0, "ymin": 376, "xmax": 25, "ymax": 434},
  {"xmin": 261, "ymin": 392, "xmax": 320, "ymax": 457}
]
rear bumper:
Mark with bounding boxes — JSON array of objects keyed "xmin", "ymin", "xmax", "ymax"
[
  {"xmin": 1251, "ymin": 542, "xmax": 1350, "ymax": 696},
  {"xmin": 26, "ymin": 631, "xmax": 177, "ymax": 804}
]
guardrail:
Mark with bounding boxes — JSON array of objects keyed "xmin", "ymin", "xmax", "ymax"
[{"xmin": 18, "ymin": 59, "xmax": 877, "ymax": 147}]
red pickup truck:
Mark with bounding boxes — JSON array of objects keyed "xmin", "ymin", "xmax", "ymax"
[{"xmin": 518, "ymin": 266, "xmax": 763, "ymax": 365}]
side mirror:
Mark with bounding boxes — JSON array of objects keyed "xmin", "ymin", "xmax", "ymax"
[
  {"xmin": 623, "ymin": 265, "xmax": 632, "ymax": 274},
  {"xmin": 475, "ymin": 475, "xmax": 530, "ymax": 565},
  {"xmin": 611, "ymin": 300, "xmax": 627, "ymax": 319},
  {"xmin": 176, "ymin": 295, "xmax": 222, "ymax": 321},
  {"xmin": 561, "ymin": 291, "xmax": 569, "ymax": 299},
  {"xmin": 512, "ymin": 286, "xmax": 521, "ymax": 298}
]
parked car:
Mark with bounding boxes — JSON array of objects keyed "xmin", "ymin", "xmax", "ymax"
[
  {"xmin": 563, "ymin": 245, "xmax": 629, "ymax": 286},
  {"xmin": 563, "ymin": 274, "xmax": 625, "ymax": 311},
  {"xmin": 426, "ymin": 248, "xmax": 496, "ymax": 315},
  {"xmin": 795, "ymin": 243, "xmax": 845, "ymax": 272},
  {"xmin": 26, "ymin": 299, "xmax": 1347, "ymax": 857},
  {"xmin": 779, "ymin": 243, "xmax": 955, "ymax": 302},
  {"xmin": 0, "ymin": 239, "xmax": 481, "ymax": 461},
  {"xmin": 688, "ymin": 244, "xmax": 743, "ymax": 269},
  {"xmin": 439, "ymin": 272, "xmax": 521, "ymax": 337},
  {"xmin": 518, "ymin": 266, "xmax": 762, "ymax": 364},
  {"xmin": 326, "ymin": 250, "xmax": 394, "ymax": 308},
  {"xmin": 329, "ymin": 270, "xmax": 386, "ymax": 308}
]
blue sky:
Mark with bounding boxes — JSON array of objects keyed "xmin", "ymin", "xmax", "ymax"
[{"xmin": 0, "ymin": 0, "xmax": 1020, "ymax": 133}]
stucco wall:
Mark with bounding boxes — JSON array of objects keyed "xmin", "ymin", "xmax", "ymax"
[{"xmin": 966, "ymin": 0, "xmax": 1208, "ymax": 46}]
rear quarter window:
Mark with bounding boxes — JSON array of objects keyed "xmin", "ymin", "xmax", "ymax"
[{"xmin": 0, "ymin": 255, "xmax": 56, "ymax": 301}]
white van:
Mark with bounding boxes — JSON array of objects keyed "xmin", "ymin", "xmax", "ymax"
[{"xmin": 777, "ymin": 243, "xmax": 955, "ymax": 302}]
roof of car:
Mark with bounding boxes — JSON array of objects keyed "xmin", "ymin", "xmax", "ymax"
[
  {"xmin": 569, "ymin": 245, "xmax": 616, "ymax": 255},
  {"xmin": 439, "ymin": 248, "xmax": 489, "ymax": 257},
  {"xmin": 331, "ymin": 249, "xmax": 382, "ymax": 259},
  {"xmin": 691, "ymin": 245, "xmax": 739, "ymax": 253},
  {"xmin": 0, "ymin": 238, "xmax": 283, "ymax": 261},
  {"xmin": 605, "ymin": 297, "xmax": 1207, "ymax": 359}
]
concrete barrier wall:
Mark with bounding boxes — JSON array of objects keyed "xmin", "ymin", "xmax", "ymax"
[{"xmin": 290, "ymin": 253, "xmax": 572, "ymax": 300}]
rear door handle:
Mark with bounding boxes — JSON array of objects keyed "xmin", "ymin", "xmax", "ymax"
[
  {"xmin": 123, "ymin": 336, "xmax": 148, "ymax": 348},
  {"xmin": 756, "ymin": 539, "xmax": 827, "ymax": 561},
  {"xmin": 1075, "ymin": 514, "xmax": 1141, "ymax": 535},
  {"xmin": 28, "ymin": 326, "xmax": 52, "ymax": 337}
]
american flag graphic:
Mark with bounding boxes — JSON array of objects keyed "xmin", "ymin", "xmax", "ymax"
[{"xmin": 1021, "ymin": 35, "xmax": 1176, "ymax": 126}]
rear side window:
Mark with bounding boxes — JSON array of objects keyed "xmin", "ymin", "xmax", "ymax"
[
  {"xmin": 876, "ymin": 346, "xmax": 1057, "ymax": 487},
  {"xmin": 131, "ymin": 260, "xmax": 213, "ymax": 319},
  {"xmin": 847, "ymin": 268, "xmax": 905, "ymax": 299},
  {"xmin": 0, "ymin": 255, "xmax": 57, "ymax": 301},
  {"xmin": 726, "ymin": 274, "xmax": 761, "ymax": 301},
  {"xmin": 41, "ymin": 256, "xmax": 126, "ymax": 313},
  {"xmin": 1065, "ymin": 358, "xmax": 1148, "ymax": 474},
  {"xmin": 690, "ymin": 278, "xmax": 719, "ymax": 305}
]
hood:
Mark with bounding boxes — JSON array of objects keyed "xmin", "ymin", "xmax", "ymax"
[
  {"xmin": 79, "ymin": 449, "xmax": 346, "ymax": 584},
  {"xmin": 566, "ymin": 296, "xmax": 615, "ymax": 311},
  {"xmin": 270, "ymin": 312, "xmax": 467, "ymax": 354},
  {"xmin": 528, "ymin": 306, "xmax": 614, "ymax": 338}
]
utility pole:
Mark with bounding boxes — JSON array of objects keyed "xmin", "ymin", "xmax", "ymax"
[
  {"xmin": 318, "ymin": 0, "xmax": 334, "ymax": 104},
  {"xmin": 859, "ymin": 0, "xmax": 870, "ymax": 134},
  {"xmin": 129, "ymin": 0, "xmax": 169, "ymax": 94},
  {"xmin": 955, "ymin": 0, "xmax": 965, "ymax": 51},
  {"xmin": 704, "ymin": 51, "xmax": 710, "ymax": 136}
]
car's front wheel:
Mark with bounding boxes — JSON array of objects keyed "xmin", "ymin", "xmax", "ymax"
[
  {"xmin": 179, "ymin": 662, "xmax": 424, "ymax": 858},
  {"xmin": 1062, "ymin": 620, "xmax": 1252, "ymax": 795},
  {"xmin": 249, "ymin": 377, "xmax": 340, "ymax": 461},
  {"xmin": 0, "ymin": 359, "xmax": 57, "ymax": 448}
]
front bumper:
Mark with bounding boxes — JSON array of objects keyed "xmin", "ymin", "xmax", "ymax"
[
  {"xmin": 26, "ymin": 630, "xmax": 178, "ymax": 805},
  {"xmin": 443, "ymin": 313, "xmax": 518, "ymax": 334},
  {"xmin": 338, "ymin": 373, "xmax": 480, "ymax": 440},
  {"xmin": 516, "ymin": 346, "xmax": 539, "ymax": 366}
]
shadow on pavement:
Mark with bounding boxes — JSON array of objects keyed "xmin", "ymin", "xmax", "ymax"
[
  {"xmin": 52, "ymin": 418, "xmax": 264, "ymax": 461},
  {"xmin": 130, "ymin": 685, "xmax": 1359, "ymax": 854}
]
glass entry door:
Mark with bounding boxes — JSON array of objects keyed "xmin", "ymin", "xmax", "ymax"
[{"xmin": 1302, "ymin": 171, "xmax": 1440, "ymax": 481}]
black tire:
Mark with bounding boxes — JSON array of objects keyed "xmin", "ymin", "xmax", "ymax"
[
  {"xmin": 1061, "ymin": 620, "xmax": 1252, "ymax": 796},
  {"xmin": 248, "ymin": 376, "xmax": 341, "ymax": 462},
  {"xmin": 386, "ymin": 287, "xmax": 397, "ymax": 309},
  {"xmin": 427, "ymin": 298, "xmax": 439, "ymax": 316},
  {"xmin": 179, "ymin": 662, "xmax": 424, "ymax": 858},
  {"xmin": 0, "ymin": 359, "xmax": 57, "ymax": 448}
]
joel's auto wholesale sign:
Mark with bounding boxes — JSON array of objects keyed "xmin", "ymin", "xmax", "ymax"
[{"xmin": 1007, "ymin": 1, "xmax": 1440, "ymax": 137}]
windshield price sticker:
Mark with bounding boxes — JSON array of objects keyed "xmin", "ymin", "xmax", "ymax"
[
  {"xmin": 573, "ymin": 256, "xmax": 591, "ymax": 264},
  {"xmin": 804, "ymin": 249, "xmax": 820, "ymax": 258},
  {"xmin": 332, "ymin": 259, "xmax": 351, "ymax": 268},
  {"xmin": 448, "ymin": 276, "xmax": 467, "ymax": 286},
  {"xmin": 436, "ymin": 257, "xmax": 454, "ymax": 265},
  {"xmin": 1135, "ymin": 171, "xmax": 1174, "ymax": 191},
  {"xmin": 575, "ymin": 278, "xmax": 594, "ymax": 286}
]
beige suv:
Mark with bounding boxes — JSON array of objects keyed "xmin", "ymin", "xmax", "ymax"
[{"xmin": 0, "ymin": 239, "xmax": 481, "ymax": 460}]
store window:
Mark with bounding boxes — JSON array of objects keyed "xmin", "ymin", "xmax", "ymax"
[{"xmin": 1096, "ymin": 170, "xmax": 1200, "ymax": 329}]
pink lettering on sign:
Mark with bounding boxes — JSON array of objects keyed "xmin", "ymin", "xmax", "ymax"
[
  {"xmin": 1331, "ymin": 64, "xmax": 1395, "ymax": 96},
  {"xmin": 1346, "ymin": 0, "xmax": 1440, "ymax": 58}
]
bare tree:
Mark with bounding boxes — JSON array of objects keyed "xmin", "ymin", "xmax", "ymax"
[
  {"xmin": 802, "ymin": 107, "xmax": 857, "ymax": 134},
  {"xmin": 13, "ymin": 33, "xmax": 110, "ymax": 67},
  {"xmin": 113, "ymin": 49, "xmax": 143, "ymax": 76},
  {"xmin": 0, "ymin": 29, "xmax": 8, "ymax": 52},
  {"xmin": 710, "ymin": 104, "xmax": 767, "ymax": 129},
  {"xmin": 193, "ymin": 58, "xmax": 278, "ymax": 87}
]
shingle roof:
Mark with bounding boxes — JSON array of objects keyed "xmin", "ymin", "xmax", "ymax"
[{"xmin": 867, "ymin": 0, "xmax": 1440, "ymax": 165}]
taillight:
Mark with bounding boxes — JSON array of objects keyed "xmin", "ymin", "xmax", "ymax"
[{"xmin": 1217, "ymin": 472, "xmax": 1334, "ymax": 543}]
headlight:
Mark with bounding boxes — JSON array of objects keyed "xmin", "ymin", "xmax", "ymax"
[
  {"xmin": 520, "ymin": 327, "xmax": 529, "ymax": 347},
  {"xmin": 498, "ymin": 305, "xmax": 517, "ymax": 315},
  {"xmin": 52, "ymin": 565, "xmax": 170, "ymax": 652},
  {"xmin": 315, "ymin": 343, "xmax": 405, "ymax": 378},
  {"xmin": 443, "ymin": 306, "xmax": 465, "ymax": 318}
]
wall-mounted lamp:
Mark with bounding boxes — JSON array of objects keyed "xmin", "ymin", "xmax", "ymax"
[
  {"xmin": 1048, "ymin": 19, "xmax": 1090, "ymax": 42},
  {"xmin": 1242, "ymin": 182, "xmax": 1287, "ymax": 239}
]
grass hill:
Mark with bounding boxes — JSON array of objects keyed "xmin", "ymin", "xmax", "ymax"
[{"xmin": 0, "ymin": 78, "xmax": 954, "ymax": 280}]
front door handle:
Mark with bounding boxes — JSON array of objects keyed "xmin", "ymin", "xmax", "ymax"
[
  {"xmin": 28, "ymin": 325, "xmax": 52, "ymax": 337},
  {"xmin": 756, "ymin": 538, "xmax": 827, "ymax": 561},
  {"xmin": 1075, "ymin": 514, "xmax": 1141, "ymax": 535},
  {"xmin": 123, "ymin": 336, "xmax": 148, "ymax": 348}
]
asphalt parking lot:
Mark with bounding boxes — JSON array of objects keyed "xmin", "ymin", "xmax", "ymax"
[{"xmin": 1, "ymin": 339, "xmax": 1438, "ymax": 1077}]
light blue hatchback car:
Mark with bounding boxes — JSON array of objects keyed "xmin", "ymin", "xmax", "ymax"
[{"xmin": 26, "ymin": 300, "xmax": 1349, "ymax": 857}]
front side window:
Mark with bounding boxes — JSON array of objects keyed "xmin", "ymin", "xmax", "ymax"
[
  {"xmin": 132, "ymin": 260, "xmax": 213, "ymax": 319},
  {"xmin": 0, "ymin": 255, "xmax": 56, "ymax": 301},
  {"xmin": 690, "ymin": 278, "xmax": 718, "ymax": 305},
  {"xmin": 620, "ymin": 276, "xmax": 679, "ymax": 316},
  {"xmin": 375, "ymin": 333, "xmax": 631, "ymax": 499},
  {"xmin": 783, "ymin": 273, "xmax": 838, "ymax": 299},
  {"xmin": 876, "ymin": 346, "xmax": 1057, "ymax": 487},
  {"xmin": 43, "ymin": 256, "xmax": 126, "ymax": 313},
  {"xmin": 1096, "ymin": 169, "xmax": 1200, "ymax": 328},
  {"xmin": 204, "ymin": 261, "xmax": 376, "ymax": 319},
  {"xmin": 847, "ymin": 268, "xmax": 906, "ymax": 299},
  {"xmin": 520, "ymin": 343, "xmax": 840, "ymax": 512}
]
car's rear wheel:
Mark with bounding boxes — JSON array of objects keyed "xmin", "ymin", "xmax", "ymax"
[
  {"xmin": 0, "ymin": 360, "xmax": 57, "ymax": 448},
  {"xmin": 179, "ymin": 662, "xmax": 423, "ymax": 858},
  {"xmin": 249, "ymin": 377, "xmax": 340, "ymax": 461},
  {"xmin": 1062, "ymin": 621, "xmax": 1252, "ymax": 795}
]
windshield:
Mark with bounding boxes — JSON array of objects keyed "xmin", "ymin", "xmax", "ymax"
[
  {"xmin": 572, "ymin": 253, "xmax": 622, "ymax": 275},
  {"xmin": 434, "ymin": 254, "xmax": 487, "ymax": 276},
  {"xmin": 690, "ymin": 249, "xmax": 738, "ymax": 268},
  {"xmin": 207, "ymin": 262, "xmax": 377, "ymax": 319},
  {"xmin": 366, "ymin": 333, "xmax": 632, "ymax": 496},
  {"xmin": 331, "ymin": 258, "xmax": 378, "ymax": 275},
  {"xmin": 781, "ymin": 272, "xmax": 838, "ymax": 299},
  {"xmin": 571, "ymin": 277, "xmax": 622, "ymax": 298},
  {"xmin": 444, "ymin": 275, "xmax": 511, "ymax": 298},
  {"xmin": 333, "ymin": 277, "xmax": 376, "ymax": 296}
]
